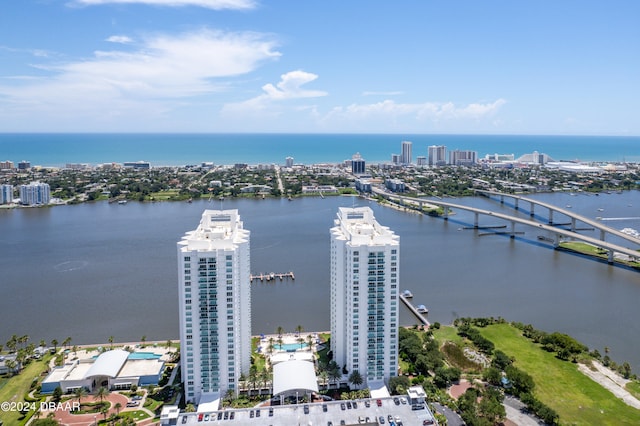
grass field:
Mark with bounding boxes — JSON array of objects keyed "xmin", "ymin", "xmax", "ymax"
[
  {"xmin": 0, "ymin": 357, "xmax": 49, "ymax": 425},
  {"xmin": 431, "ymin": 325, "xmax": 464, "ymax": 345},
  {"xmin": 479, "ymin": 324, "xmax": 640, "ymax": 425}
]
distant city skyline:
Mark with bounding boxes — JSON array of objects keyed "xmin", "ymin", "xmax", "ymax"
[{"xmin": 1, "ymin": 1, "xmax": 639, "ymax": 135}]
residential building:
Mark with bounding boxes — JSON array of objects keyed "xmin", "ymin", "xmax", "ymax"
[
  {"xmin": 401, "ymin": 141, "xmax": 412, "ymax": 165},
  {"xmin": 19, "ymin": 182, "xmax": 50, "ymax": 205},
  {"xmin": 177, "ymin": 210, "xmax": 251, "ymax": 405},
  {"xmin": 123, "ymin": 161, "xmax": 150, "ymax": 170},
  {"xmin": 0, "ymin": 160, "xmax": 14, "ymax": 170},
  {"xmin": 391, "ymin": 154, "xmax": 401, "ymax": 164},
  {"xmin": 1, "ymin": 184, "xmax": 13, "ymax": 204},
  {"xmin": 428, "ymin": 145, "xmax": 447, "ymax": 166},
  {"xmin": 285, "ymin": 157, "xmax": 294, "ymax": 168},
  {"xmin": 416, "ymin": 156, "xmax": 427, "ymax": 166},
  {"xmin": 18, "ymin": 161, "xmax": 31, "ymax": 170},
  {"xmin": 449, "ymin": 149, "xmax": 478, "ymax": 166},
  {"xmin": 330, "ymin": 207, "xmax": 399, "ymax": 387},
  {"xmin": 351, "ymin": 152, "xmax": 366, "ymax": 175},
  {"xmin": 385, "ymin": 178, "xmax": 405, "ymax": 193}
]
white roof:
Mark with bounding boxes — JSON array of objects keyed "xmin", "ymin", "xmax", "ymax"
[
  {"xmin": 83, "ymin": 350, "xmax": 129, "ymax": 379},
  {"xmin": 272, "ymin": 360, "xmax": 319, "ymax": 396},
  {"xmin": 198, "ymin": 392, "xmax": 221, "ymax": 412},
  {"xmin": 368, "ymin": 380, "xmax": 390, "ymax": 398}
]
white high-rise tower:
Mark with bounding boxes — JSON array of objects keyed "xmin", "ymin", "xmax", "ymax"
[
  {"xmin": 401, "ymin": 141, "xmax": 412, "ymax": 165},
  {"xmin": 330, "ymin": 207, "xmax": 399, "ymax": 387},
  {"xmin": 177, "ymin": 210, "xmax": 251, "ymax": 405}
]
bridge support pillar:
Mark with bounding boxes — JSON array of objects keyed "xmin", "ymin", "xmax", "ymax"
[
  {"xmin": 419, "ymin": 201, "xmax": 423, "ymax": 211},
  {"xmin": 500, "ymin": 195, "xmax": 504, "ymax": 204},
  {"xmin": 530, "ymin": 203, "xmax": 535, "ymax": 217},
  {"xmin": 600, "ymin": 229, "xmax": 605, "ymax": 241},
  {"xmin": 474, "ymin": 212, "xmax": 479, "ymax": 228},
  {"xmin": 554, "ymin": 234, "xmax": 560, "ymax": 248},
  {"xmin": 548, "ymin": 210, "xmax": 554, "ymax": 224},
  {"xmin": 515, "ymin": 199, "xmax": 519, "ymax": 210},
  {"xmin": 571, "ymin": 218, "xmax": 576, "ymax": 232},
  {"xmin": 510, "ymin": 221, "xmax": 516, "ymax": 238},
  {"xmin": 608, "ymin": 250, "xmax": 614, "ymax": 264},
  {"xmin": 443, "ymin": 206, "xmax": 449, "ymax": 221}
]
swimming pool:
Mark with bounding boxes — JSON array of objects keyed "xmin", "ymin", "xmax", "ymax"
[
  {"xmin": 128, "ymin": 352, "xmax": 162, "ymax": 360},
  {"xmin": 275, "ymin": 343, "xmax": 307, "ymax": 352}
]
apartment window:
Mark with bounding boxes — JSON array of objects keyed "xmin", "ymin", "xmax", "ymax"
[{"xmin": 184, "ymin": 256, "xmax": 191, "ymax": 262}]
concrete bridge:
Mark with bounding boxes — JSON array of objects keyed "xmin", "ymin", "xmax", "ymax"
[
  {"xmin": 371, "ymin": 187, "xmax": 640, "ymax": 264},
  {"xmin": 475, "ymin": 190, "xmax": 640, "ymax": 247}
]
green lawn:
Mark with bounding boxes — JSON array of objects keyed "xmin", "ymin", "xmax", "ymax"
[
  {"xmin": 479, "ymin": 324, "xmax": 640, "ymax": 425},
  {"xmin": 0, "ymin": 357, "xmax": 49, "ymax": 425},
  {"xmin": 432, "ymin": 325, "xmax": 465, "ymax": 345},
  {"xmin": 626, "ymin": 381, "xmax": 640, "ymax": 400}
]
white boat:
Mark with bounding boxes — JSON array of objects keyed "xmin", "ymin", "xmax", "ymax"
[
  {"xmin": 402, "ymin": 290, "xmax": 413, "ymax": 298},
  {"xmin": 416, "ymin": 304, "xmax": 428, "ymax": 314},
  {"xmin": 118, "ymin": 200, "xmax": 127, "ymax": 205}
]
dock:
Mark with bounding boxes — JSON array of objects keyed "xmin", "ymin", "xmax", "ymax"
[
  {"xmin": 399, "ymin": 294, "xmax": 430, "ymax": 327},
  {"xmin": 250, "ymin": 272, "xmax": 295, "ymax": 282}
]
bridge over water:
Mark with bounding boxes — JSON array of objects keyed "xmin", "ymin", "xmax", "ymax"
[
  {"xmin": 371, "ymin": 187, "xmax": 640, "ymax": 264},
  {"xmin": 476, "ymin": 190, "xmax": 640, "ymax": 246}
]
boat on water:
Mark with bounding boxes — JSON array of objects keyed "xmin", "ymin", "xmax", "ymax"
[
  {"xmin": 621, "ymin": 228, "xmax": 640, "ymax": 238},
  {"xmin": 566, "ymin": 205, "xmax": 572, "ymax": 208},
  {"xmin": 416, "ymin": 304, "xmax": 428, "ymax": 314},
  {"xmin": 402, "ymin": 290, "xmax": 413, "ymax": 298},
  {"xmin": 597, "ymin": 208, "xmax": 604, "ymax": 212},
  {"xmin": 118, "ymin": 200, "xmax": 127, "ymax": 205}
]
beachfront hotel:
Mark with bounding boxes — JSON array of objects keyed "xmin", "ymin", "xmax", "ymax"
[
  {"xmin": 330, "ymin": 207, "xmax": 399, "ymax": 387},
  {"xmin": 177, "ymin": 210, "xmax": 251, "ymax": 406}
]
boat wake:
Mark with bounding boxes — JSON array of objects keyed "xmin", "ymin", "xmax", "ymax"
[{"xmin": 54, "ymin": 260, "xmax": 89, "ymax": 272}]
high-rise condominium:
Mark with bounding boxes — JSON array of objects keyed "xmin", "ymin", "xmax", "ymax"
[
  {"xmin": 330, "ymin": 207, "xmax": 399, "ymax": 387},
  {"xmin": 401, "ymin": 141, "xmax": 412, "ymax": 165},
  {"xmin": 428, "ymin": 145, "xmax": 447, "ymax": 166},
  {"xmin": 177, "ymin": 210, "xmax": 251, "ymax": 404}
]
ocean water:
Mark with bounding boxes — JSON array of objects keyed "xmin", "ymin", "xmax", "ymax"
[{"xmin": 1, "ymin": 133, "xmax": 639, "ymax": 166}]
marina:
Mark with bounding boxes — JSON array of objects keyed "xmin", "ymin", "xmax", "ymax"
[
  {"xmin": 399, "ymin": 293, "xmax": 430, "ymax": 327},
  {"xmin": 250, "ymin": 272, "xmax": 295, "ymax": 282}
]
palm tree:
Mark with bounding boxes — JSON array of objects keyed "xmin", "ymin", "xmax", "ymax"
[
  {"xmin": 306, "ymin": 334, "xmax": 314, "ymax": 352},
  {"xmin": 276, "ymin": 326, "xmax": 284, "ymax": 340},
  {"xmin": 328, "ymin": 362, "xmax": 342, "ymax": 388},
  {"xmin": 51, "ymin": 339, "xmax": 59, "ymax": 353},
  {"xmin": 348, "ymin": 370, "xmax": 363, "ymax": 389},
  {"xmin": 267, "ymin": 337, "xmax": 275, "ymax": 356},
  {"xmin": 96, "ymin": 386, "xmax": 109, "ymax": 405},
  {"xmin": 260, "ymin": 368, "xmax": 271, "ymax": 395},
  {"xmin": 62, "ymin": 337, "xmax": 72, "ymax": 350},
  {"xmin": 318, "ymin": 370, "xmax": 329, "ymax": 389},
  {"xmin": 141, "ymin": 335, "xmax": 147, "ymax": 347},
  {"xmin": 108, "ymin": 336, "xmax": 114, "ymax": 349},
  {"xmin": 295, "ymin": 325, "xmax": 303, "ymax": 337},
  {"xmin": 165, "ymin": 339, "xmax": 173, "ymax": 349},
  {"xmin": 114, "ymin": 402, "xmax": 122, "ymax": 416},
  {"xmin": 39, "ymin": 340, "xmax": 46, "ymax": 350},
  {"xmin": 4, "ymin": 359, "xmax": 17, "ymax": 377},
  {"xmin": 74, "ymin": 387, "xmax": 88, "ymax": 407}
]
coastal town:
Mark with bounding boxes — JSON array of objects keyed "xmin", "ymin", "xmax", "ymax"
[{"xmin": 1, "ymin": 145, "xmax": 639, "ymax": 208}]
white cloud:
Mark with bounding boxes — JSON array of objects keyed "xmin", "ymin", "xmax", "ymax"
[
  {"xmin": 223, "ymin": 70, "xmax": 327, "ymax": 112},
  {"xmin": 0, "ymin": 29, "xmax": 280, "ymax": 129},
  {"xmin": 326, "ymin": 98, "xmax": 507, "ymax": 123},
  {"xmin": 71, "ymin": 0, "xmax": 256, "ymax": 10},
  {"xmin": 106, "ymin": 35, "xmax": 134, "ymax": 44}
]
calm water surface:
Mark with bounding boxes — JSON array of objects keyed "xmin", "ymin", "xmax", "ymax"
[{"xmin": 1, "ymin": 192, "xmax": 639, "ymax": 370}]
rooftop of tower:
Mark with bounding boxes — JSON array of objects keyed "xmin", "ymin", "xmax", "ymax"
[
  {"xmin": 178, "ymin": 209, "xmax": 249, "ymax": 251},
  {"xmin": 333, "ymin": 207, "xmax": 398, "ymax": 246}
]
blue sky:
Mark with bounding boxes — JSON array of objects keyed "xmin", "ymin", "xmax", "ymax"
[{"xmin": 1, "ymin": 0, "xmax": 638, "ymax": 134}]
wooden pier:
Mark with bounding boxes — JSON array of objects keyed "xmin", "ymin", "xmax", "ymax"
[
  {"xmin": 250, "ymin": 272, "xmax": 295, "ymax": 282},
  {"xmin": 399, "ymin": 294, "xmax": 430, "ymax": 327}
]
